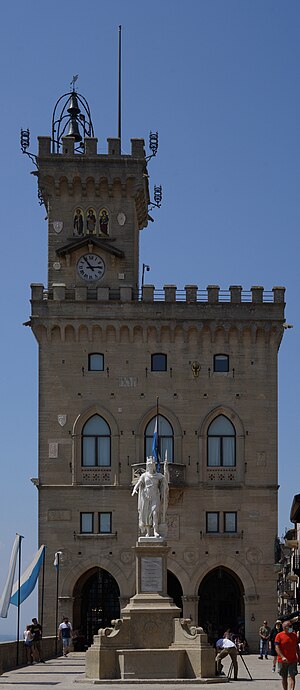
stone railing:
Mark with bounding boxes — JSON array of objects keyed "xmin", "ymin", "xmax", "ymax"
[
  {"xmin": 31, "ymin": 283, "xmax": 285, "ymax": 305},
  {"xmin": 0, "ymin": 637, "xmax": 61, "ymax": 674},
  {"xmin": 131, "ymin": 462, "xmax": 186, "ymax": 487}
]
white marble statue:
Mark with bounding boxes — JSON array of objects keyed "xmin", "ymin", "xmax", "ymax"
[{"xmin": 132, "ymin": 456, "xmax": 169, "ymax": 538}]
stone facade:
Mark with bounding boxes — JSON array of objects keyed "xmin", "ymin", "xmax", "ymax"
[{"xmin": 29, "ymin": 117, "xmax": 285, "ymax": 650}]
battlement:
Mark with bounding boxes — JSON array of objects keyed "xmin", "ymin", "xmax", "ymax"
[
  {"xmin": 37, "ymin": 136, "xmax": 145, "ymax": 159},
  {"xmin": 31, "ymin": 283, "xmax": 285, "ymax": 304}
]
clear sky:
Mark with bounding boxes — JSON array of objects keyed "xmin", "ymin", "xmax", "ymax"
[{"xmin": 0, "ymin": 0, "xmax": 299, "ymax": 636}]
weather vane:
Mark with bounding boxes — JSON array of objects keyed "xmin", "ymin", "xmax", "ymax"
[{"xmin": 70, "ymin": 74, "xmax": 79, "ymax": 91}]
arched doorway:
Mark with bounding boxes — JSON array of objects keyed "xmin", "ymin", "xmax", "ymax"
[
  {"xmin": 198, "ymin": 567, "xmax": 244, "ymax": 643},
  {"xmin": 73, "ymin": 567, "xmax": 120, "ymax": 646},
  {"xmin": 167, "ymin": 570, "xmax": 183, "ymax": 614}
]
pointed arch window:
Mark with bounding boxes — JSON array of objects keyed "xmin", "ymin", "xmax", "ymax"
[
  {"xmin": 144, "ymin": 415, "xmax": 174, "ymax": 462},
  {"xmin": 82, "ymin": 415, "xmax": 111, "ymax": 467},
  {"xmin": 207, "ymin": 415, "xmax": 236, "ymax": 467}
]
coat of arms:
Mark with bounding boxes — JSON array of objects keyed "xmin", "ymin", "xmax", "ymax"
[
  {"xmin": 53, "ymin": 221, "xmax": 63, "ymax": 234},
  {"xmin": 58, "ymin": 414, "xmax": 67, "ymax": 427}
]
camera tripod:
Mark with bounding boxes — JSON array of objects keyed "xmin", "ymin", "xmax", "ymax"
[{"xmin": 227, "ymin": 651, "xmax": 253, "ymax": 681}]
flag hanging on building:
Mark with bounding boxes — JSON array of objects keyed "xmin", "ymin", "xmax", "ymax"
[
  {"xmin": 0, "ymin": 534, "xmax": 22, "ymax": 618},
  {"xmin": 10, "ymin": 545, "xmax": 45, "ymax": 606}
]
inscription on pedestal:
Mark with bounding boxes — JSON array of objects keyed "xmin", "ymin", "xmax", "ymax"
[{"xmin": 141, "ymin": 557, "xmax": 162, "ymax": 592}]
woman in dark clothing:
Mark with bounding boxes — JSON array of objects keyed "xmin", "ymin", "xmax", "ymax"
[{"xmin": 269, "ymin": 620, "xmax": 282, "ymax": 671}]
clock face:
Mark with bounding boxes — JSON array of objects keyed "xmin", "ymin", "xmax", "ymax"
[{"xmin": 77, "ymin": 254, "xmax": 105, "ymax": 282}]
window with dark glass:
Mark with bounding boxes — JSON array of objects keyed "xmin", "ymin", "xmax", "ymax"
[
  {"xmin": 80, "ymin": 512, "xmax": 94, "ymax": 533},
  {"xmin": 88, "ymin": 353, "xmax": 104, "ymax": 371},
  {"xmin": 207, "ymin": 415, "xmax": 236, "ymax": 467},
  {"xmin": 206, "ymin": 512, "xmax": 219, "ymax": 533},
  {"xmin": 224, "ymin": 512, "xmax": 237, "ymax": 533},
  {"xmin": 214, "ymin": 354, "xmax": 229, "ymax": 372},
  {"xmin": 144, "ymin": 414, "xmax": 174, "ymax": 462},
  {"xmin": 82, "ymin": 415, "xmax": 111, "ymax": 467},
  {"xmin": 151, "ymin": 353, "xmax": 167, "ymax": 372},
  {"xmin": 99, "ymin": 512, "xmax": 112, "ymax": 534}
]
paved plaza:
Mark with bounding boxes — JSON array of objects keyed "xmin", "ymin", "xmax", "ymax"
[{"xmin": 0, "ymin": 653, "xmax": 290, "ymax": 690}]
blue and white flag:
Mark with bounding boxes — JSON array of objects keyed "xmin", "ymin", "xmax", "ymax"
[
  {"xmin": 0, "ymin": 534, "xmax": 22, "ymax": 617},
  {"xmin": 10, "ymin": 545, "xmax": 45, "ymax": 606},
  {"xmin": 152, "ymin": 417, "xmax": 160, "ymax": 471}
]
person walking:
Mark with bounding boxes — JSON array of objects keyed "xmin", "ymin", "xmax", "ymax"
[
  {"xmin": 270, "ymin": 620, "xmax": 283, "ymax": 672},
  {"xmin": 215, "ymin": 630, "xmax": 238, "ymax": 679},
  {"xmin": 58, "ymin": 616, "xmax": 72, "ymax": 657},
  {"xmin": 275, "ymin": 619, "xmax": 300, "ymax": 690},
  {"xmin": 258, "ymin": 619, "xmax": 271, "ymax": 659}
]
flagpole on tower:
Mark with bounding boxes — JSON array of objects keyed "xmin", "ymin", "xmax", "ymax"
[{"xmin": 118, "ymin": 25, "xmax": 122, "ymax": 146}]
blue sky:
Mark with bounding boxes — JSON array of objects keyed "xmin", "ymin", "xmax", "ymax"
[{"xmin": 0, "ymin": 0, "xmax": 299, "ymax": 635}]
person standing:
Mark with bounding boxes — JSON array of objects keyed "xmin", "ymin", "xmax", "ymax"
[
  {"xmin": 23, "ymin": 625, "xmax": 34, "ymax": 665},
  {"xmin": 215, "ymin": 630, "xmax": 238, "ymax": 680},
  {"xmin": 258, "ymin": 619, "xmax": 271, "ymax": 659},
  {"xmin": 275, "ymin": 619, "xmax": 300, "ymax": 690},
  {"xmin": 31, "ymin": 617, "xmax": 45, "ymax": 663},
  {"xmin": 58, "ymin": 616, "xmax": 72, "ymax": 657}
]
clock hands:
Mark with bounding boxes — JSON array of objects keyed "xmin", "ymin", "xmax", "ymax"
[{"xmin": 84, "ymin": 257, "xmax": 95, "ymax": 271}]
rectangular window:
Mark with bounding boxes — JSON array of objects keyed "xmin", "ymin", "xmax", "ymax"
[
  {"xmin": 99, "ymin": 512, "xmax": 112, "ymax": 533},
  {"xmin": 214, "ymin": 354, "xmax": 229, "ymax": 372},
  {"xmin": 206, "ymin": 512, "xmax": 219, "ymax": 533},
  {"xmin": 88, "ymin": 353, "xmax": 104, "ymax": 371},
  {"xmin": 80, "ymin": 512, "xmax": 94, "ymax": 533},
  {"xmin": 224, "ymin": 512, "xmax": 237, "ymax": 533},
  {"xmin": 151, "ymin": 353, "xmax": 167, "ymax": 371}
]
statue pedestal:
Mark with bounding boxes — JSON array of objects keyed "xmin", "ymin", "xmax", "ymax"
[{"xmin": 85, "ymin": 539, "xmax": 216, "ymax": 681}]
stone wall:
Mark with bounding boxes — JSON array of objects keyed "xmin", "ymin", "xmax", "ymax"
[{"xmin": 0, "ymin": 637, "xmax": 62, "ymax": 675}]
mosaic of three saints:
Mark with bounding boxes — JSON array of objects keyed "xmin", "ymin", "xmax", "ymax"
[{"xmin": 73, "ymin": 208, "xmax": 109, "ymax": 236}]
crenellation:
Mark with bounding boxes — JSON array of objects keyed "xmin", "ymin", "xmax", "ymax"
[{"xmin": 107, "ymin": 138, "xmax": 121, "ymax": 155}]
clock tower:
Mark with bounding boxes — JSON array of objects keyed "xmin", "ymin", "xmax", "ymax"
[
  {"xmin": 38, "ymin": 90, "xmax": 150, "ymax": 297},
  {"xmin": 28, "ymin": 86, "xmax": 285, "ymax": 651}
]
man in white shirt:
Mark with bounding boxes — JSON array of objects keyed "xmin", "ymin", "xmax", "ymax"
[
  {"xmin": 58, "ymin": 616, "xmax": 73, "ymax": 657},
  {"xmin": 215, "ymin": 630, "xmax": 238, "ymax": 679}
]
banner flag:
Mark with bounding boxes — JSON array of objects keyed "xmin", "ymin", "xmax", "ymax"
[
  {"xmin": 0, "ymin": 534, "xmax": 22, "ymax": 617},
  {"xmin": 53, "ymin": 551, "xmax": 62, "ymax": 570},
  {"xmin": 152, "ymin": 415, "xmax": 161, "ymax": 472},
  {"xmin": 10, "ymin": 545, "xmax": 45, "ymax": 606}
]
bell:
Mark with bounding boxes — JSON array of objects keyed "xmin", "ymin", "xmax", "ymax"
[
  {"xmin": 67, "ymin": 93, "xmax": 80, "ymax": 116},
  {"xmin": 65, "ymin": 116, "xmax": 82, "ymax": 143}
]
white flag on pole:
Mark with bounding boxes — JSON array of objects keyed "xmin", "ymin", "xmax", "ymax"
[
  {"xmin": 53, "ymin": 551, "xmax": 62, "ymax": 570},
  {"xmin": 0, "ymin": 534, "xmax": 21, "ymax": 618}
]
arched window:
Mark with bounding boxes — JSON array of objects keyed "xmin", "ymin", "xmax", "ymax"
[
  {"xmin": 82, "ymin": 415, "xmax": 111, "ymax": 467},
  {"xmin": 151, "ymin": 353, "xmax": 167, "ymax": 372},
  {"xmin": 207, "ymin": 415, "xmax": 235, "ymax": 467},
  {"xmin": 214, "ymin": 354, "xmax": 229, "ymax": 372},
  {"xmin": 145, "ymin": 415, "xmax": 174, "ymax": 462}
]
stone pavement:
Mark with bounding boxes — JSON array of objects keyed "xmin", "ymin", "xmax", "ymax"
[{"xmin": 0, "ymin": 653, "xmax": 288, "ymax": 690}]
